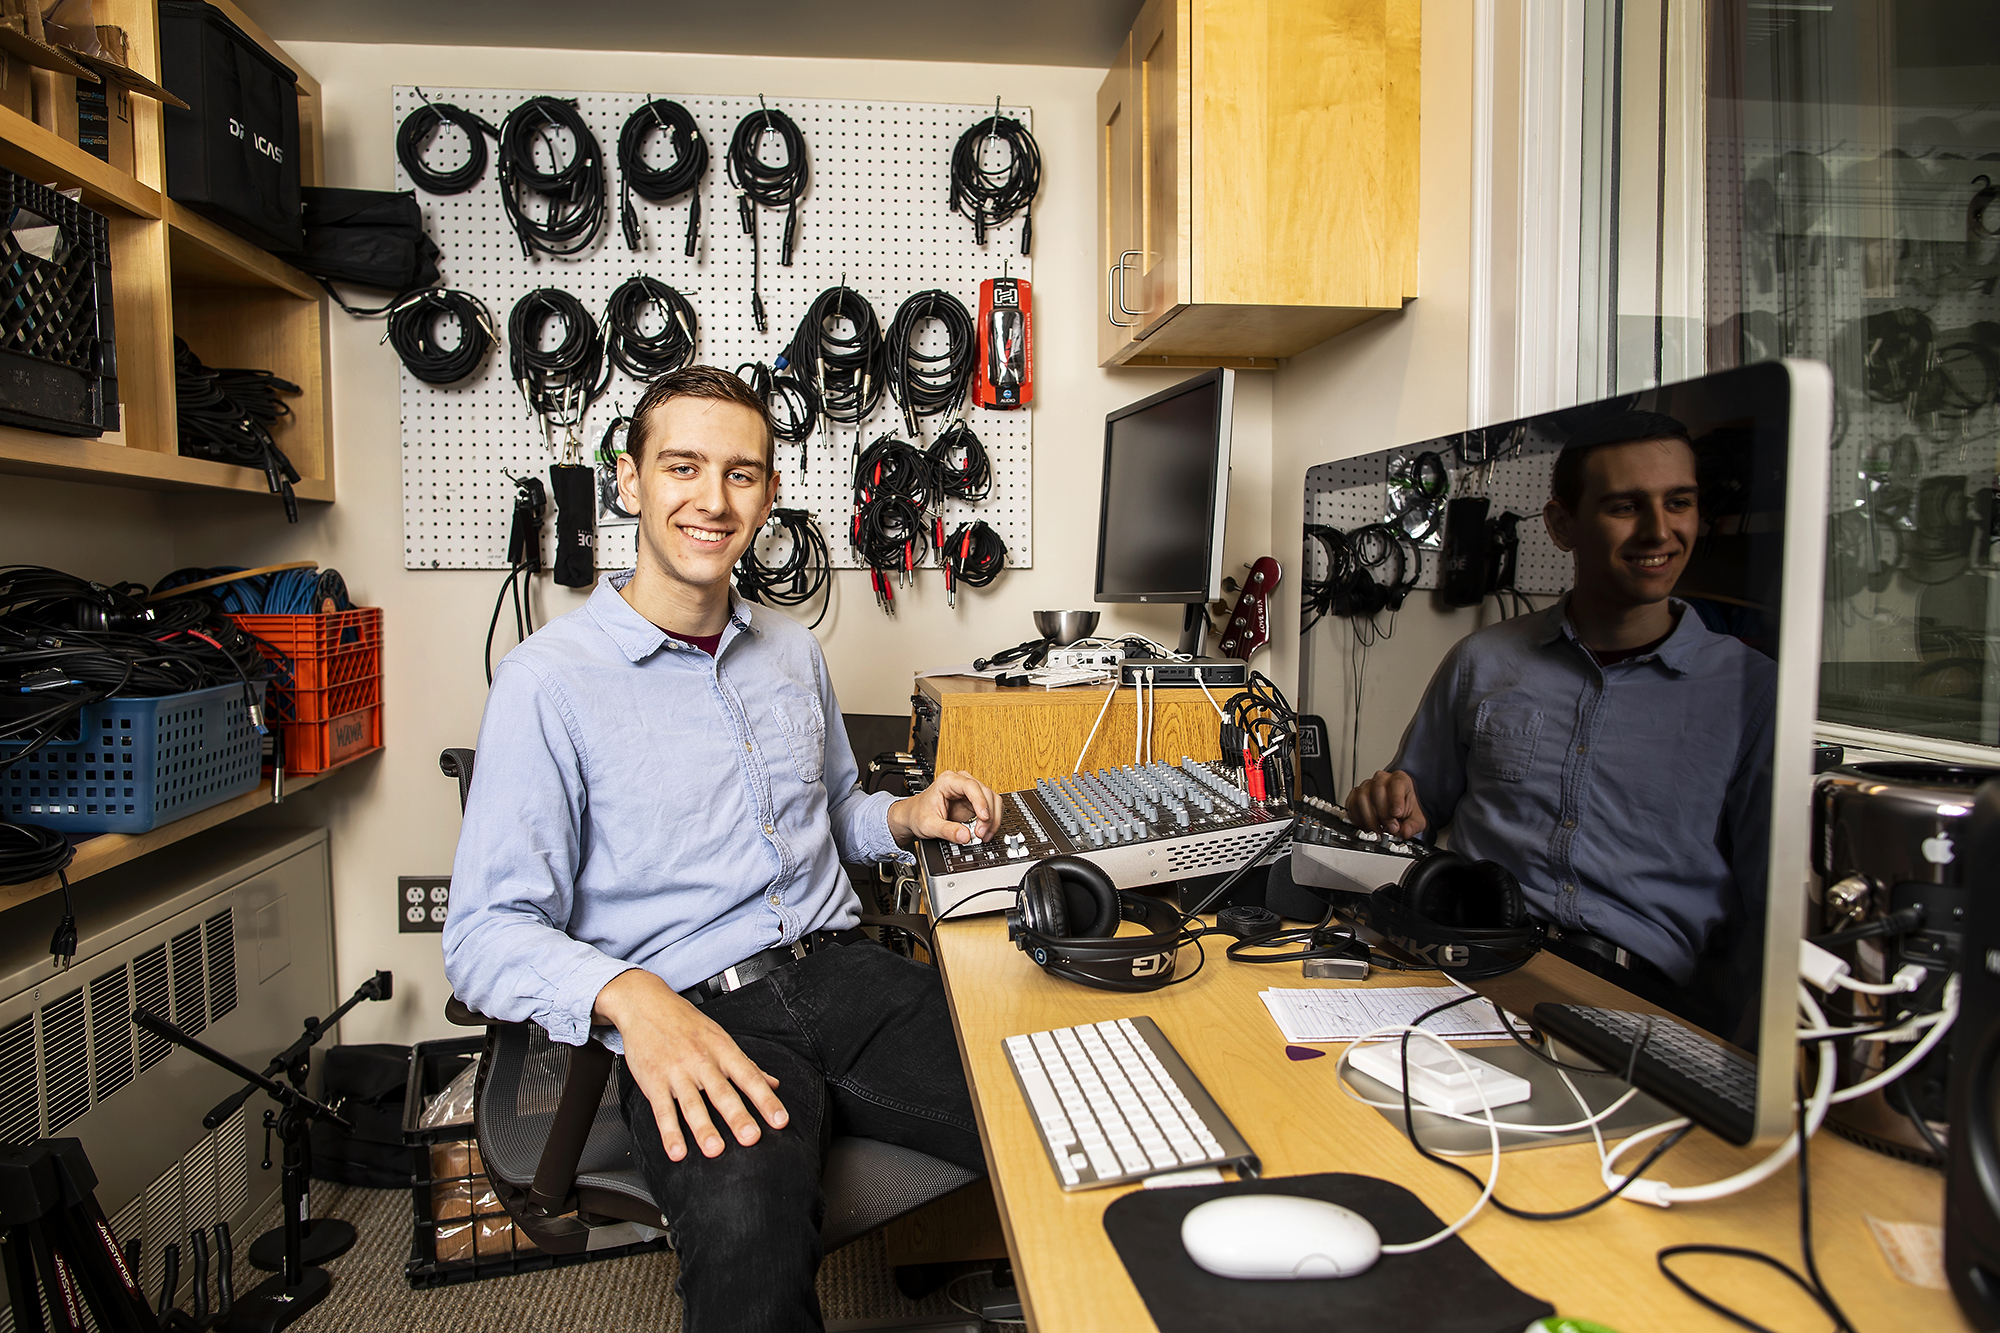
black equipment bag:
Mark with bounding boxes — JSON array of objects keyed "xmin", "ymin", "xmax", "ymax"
[
  {"xmin": 309, "ymin": 1043, "xmax": 414, "ymax": 1188},
  {"xmin": 158, "ymin": 0, "xmax": 302, "ymax": 254},
  {"xmin": 280, "ymin": 187, "xmax": 442, "ymax": 314}
]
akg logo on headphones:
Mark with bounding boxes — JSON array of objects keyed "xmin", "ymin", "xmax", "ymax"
[
  {"xmin": 1032, "ymin": 947, "xmax": 1049, "ymax": 966},
  {"xmin": 1130, "ymin": 952, "xmax": 1171, "ymax": 977},
  {"xmin": 1391, "ymin": 934, "xmax": 1470, "ymax": 969}
]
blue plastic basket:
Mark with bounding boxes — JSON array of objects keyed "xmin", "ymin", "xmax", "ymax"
[{"xmin": 2, "ymin": 682, "xmax": 266, "ymax": 834}]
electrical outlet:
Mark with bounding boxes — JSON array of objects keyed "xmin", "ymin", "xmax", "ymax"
[{"xmin": 399, "ymin": 877, "xmax": 451, "ymax": 933}]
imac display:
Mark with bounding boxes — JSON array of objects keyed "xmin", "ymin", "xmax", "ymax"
[{"xmin": 1290, "ymin": 360, "xmax": 1831, "ymax": 1147}]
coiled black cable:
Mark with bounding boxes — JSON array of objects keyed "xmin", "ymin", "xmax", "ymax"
[
  {"xmin": 734, "ymin": 508, "xmax": 832, "ymax": 630},
  {"xmin": 949, "ymin": 111, "xmax": 1041, "ymax": 254},
  {"xmin": 498, "ymin": 96, "xmax": 606, "ymax": 259},
  {"xmin": 854, "ymin": 434, "xmax": 931, "ymax": 506},
  {"xmin": 396, "ymin": 95, "xmax": 499, "ymax": 195},
  {"xmin": 885, "ymin": 289, "xmax": 977, "ymax": 436},
  {"xmin": 619, "ymin": 98, "xmax": 707, "ymax": 255},
  {"xmin": 508, "ymin": 288, "xmax": 608, "ymax": 428},
  {"xmin": 735, "ymin": 362, "xmax": 820, "ymax": 474},
  {"xmin": 603, "ymin": 276, "xmax": 697, "ymax": 383},
  {"xmin": 941, "ymin": 520, "xmax": 1006, "ymax": 607},
  {"xmin": 728, "ymin": 105, "xmax": 808, "ymax": 332},
  {"xmin": 174, "ymin": 339, "xmax": 302, "ymax": 521},
  {"xmin": 785, "ymin": 286, "xmax": 886, "ymax": 426},
  {"xmin": 385, "ymin": 288, "xmax": 496, "ymax": 385},
  {"xmin": 926, "ymin": 420, "xmax": 991, "ymax": 503},
  {"xmin": 851, "ymin": 494, "xmax": 931, "ymax": 573}
]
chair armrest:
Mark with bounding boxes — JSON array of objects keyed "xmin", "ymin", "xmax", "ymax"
[
  {"xmin": 530, "ymin": 1039, "xmax": 615, "ymax": 1213},
  {"xmin": 859, "ymin": 912, "xmax": 935, "ymax": 953},
  {"xmin": 444, "ymin": 995, "xmax": 495, "ymax": 1027}
]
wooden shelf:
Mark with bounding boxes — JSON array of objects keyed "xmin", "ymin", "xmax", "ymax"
[
  {"xmin": 0, "ymin": 425, "xmax": 333, "ymax": 500},
  {"xmin": 165, "ymin": 201, "xmax": 318, "ymax": 300},
  {"xmin": 0, "ymin": 102, "xmax": 160, "ymax": 218},
  {"xmin": 0, "ymin": 750, "xmax": 380, "ymax": 916}
]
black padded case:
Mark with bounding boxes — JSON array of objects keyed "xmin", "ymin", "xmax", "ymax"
[{"xmin": 158, "ymin": 0, "xmax": 302, "ymax": 254}]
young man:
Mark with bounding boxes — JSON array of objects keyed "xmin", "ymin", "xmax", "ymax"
[
  {"xmin": 445, "ymin": 366, "xmax": 998, "ymax": 1330},
  {"xmin": 1345, "ymin": 413, "xmax": 1775, "ymax": 1025}
]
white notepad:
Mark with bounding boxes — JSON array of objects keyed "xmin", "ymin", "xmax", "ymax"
[{"xmin": 1258, "ymin": 982, "xmax": 1515, "ymax": 1044}]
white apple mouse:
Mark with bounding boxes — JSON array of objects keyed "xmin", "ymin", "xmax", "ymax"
[{"xmin": 1180, "ymin": 1195, "xmax": 1382, "ymax": 1280}]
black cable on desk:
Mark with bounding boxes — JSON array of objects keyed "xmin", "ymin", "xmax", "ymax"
[
  {"xmin": 396, "ymin": 95, "xmax": 499, "ymax": 195},
  {"xmin": 728, "ymin": 105, "xmax": 808, "ymax": 332},
  {"xmin": 926, "ymin": 420, "xmax": 991, "ymax": 503},
  {"xmin": 886, "ymin": 289, "xmax": 976, "ymax": 437},
  {"xmin": 734, "ymin": 508, "xmax": 831, "ymax": 630},
  {"xmin": 508, "ymin": 288, "xmax": 608, "ymax": 429},
  {"xmin": 949, "ymin": 111, "xmax": 1041, "ymax": 254},
  {"xmin": 619, "ymin": 98, "xmax": 707, "ymax": 254},
  {"xmin": 385, "ymin": 288, "xmax": 496, "ymax": 385},
  {"xmin": 604, "ymin": 276, "xmax": 697, "ymax": 382},
  {"xmin": 786, "ymin": 286, "xmax": 886, "ymax": 426},
  {"xmin": 498, "ymin": 96, "xmax": 606, "ymax": 259}
]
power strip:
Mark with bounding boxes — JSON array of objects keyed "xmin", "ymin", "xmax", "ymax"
[{"xmin": 1044, "ymin": 645, "xmax": 1125, "ymax": 671}]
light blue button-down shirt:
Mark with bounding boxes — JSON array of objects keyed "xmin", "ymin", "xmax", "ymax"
[
  {"xmin": 443, "ymin": 573, "xmax": 908, "ymax": 1051},
  {"xmin": 1389, "ymin": 597, "xmax": 1775, "ymax": 983}
]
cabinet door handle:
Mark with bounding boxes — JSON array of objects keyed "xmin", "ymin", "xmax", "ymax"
[
  {"xmin": 1115, "ymin": 249, "xmax": 1145, "ymax": 318},
  {"xmin": 1106, "ymin": 262, "xmax": 1134, "ymax": 328}
]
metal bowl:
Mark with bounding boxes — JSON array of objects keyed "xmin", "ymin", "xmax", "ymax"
[{"xmin": 1033, "ymin": 610, "xmax": 1101, "ymax": 645}]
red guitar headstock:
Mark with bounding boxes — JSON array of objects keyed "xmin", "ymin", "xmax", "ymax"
[{"xmin": 1217, "ymin": 557, "xmax": 1282, "ymax": 660}]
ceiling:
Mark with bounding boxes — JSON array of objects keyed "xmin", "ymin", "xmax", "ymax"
[{"xmin": 232, "ymin": 0, "xmax": 1143, "ymax": 69}]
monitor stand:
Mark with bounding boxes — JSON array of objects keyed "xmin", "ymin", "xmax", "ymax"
[
  {"xmin": 1347, "ymin": 1042, "xmax": 1676, "ymax": 1155},
  {"xmin": 1178, "ymin": 603, "xmax": 1207, "ymax": 658}
]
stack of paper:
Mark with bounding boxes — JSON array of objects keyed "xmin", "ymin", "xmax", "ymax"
[{"xmin": 1259, "ymin": 983, "xmax": 1516, "ymax": 1044}]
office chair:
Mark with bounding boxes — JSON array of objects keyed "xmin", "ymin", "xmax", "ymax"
[{"xmin": 435, "ymin": 748, "xmax": 983, "ymax": 1262}]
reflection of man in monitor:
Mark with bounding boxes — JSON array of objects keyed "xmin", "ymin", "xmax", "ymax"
[{"xmin": 1345, "ymin": 411, "xmax": 1776, "ymax": 1034}]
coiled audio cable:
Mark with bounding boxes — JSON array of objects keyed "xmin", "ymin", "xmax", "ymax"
[
  {"xmin": 728, "ymin": 104, "xmax": 808, "ymax": 331},
  {"xmin": 925, "ymin": 420, "xmax": 991, "ymax": 503},
  {"xmin": 854, "ymin": 434, "xmax": 932, "ymax": 506},
  {"xmin": 949, "ymin": 110, "xmax": 1041, "ymax": 254},
  {"xmin": 603, "ymin": 276, "xmax": 697, "ymax": 382},
  {"xmin": 734, "ymin": 508, "xmax": 832, "ymax": 629},
  {"xmin": 619, "ymin": 98, "xmax": 707, "ymax": 255},
  {"xmin": 736, "ymin": 362, "xmax": 820, "ymax": 474},
  {"xmin": 852, "ymin": 493, "xmax": 930, "ymax": 614},
  {"xmin": 396, "ymin": 93, "xmax": 499, "ymax": 195},
  {"xmin": 498, "ymin": 96, "xmax": 606, "ymax": 259},
  {"xmin": 941, "ymin": 520, "xmax": 1006, "ymax": 607},
  {"xmin": 508, "ymin": 288, "xmax": 608, "ymax": 429},
  {"xmin": 384, "ymin": 288, "xmax": 496, "ymax": 385},
  {"xmin": 785, "ymin": 286, "xmax": 886, "ymax": 426},
  {"xmin": 886, "ymin": 288, "xmax": 976, "ymax": 436}
]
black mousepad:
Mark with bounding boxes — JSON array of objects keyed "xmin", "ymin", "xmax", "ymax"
[{"xmin": 1102, "ymin": 1173, "xmax": 1555, "ymax": 1333}]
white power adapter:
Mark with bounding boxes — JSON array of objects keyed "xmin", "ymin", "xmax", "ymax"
[{"xmin": 1044, "ymin": 645, "xmax": 1125, "ymax": 672}]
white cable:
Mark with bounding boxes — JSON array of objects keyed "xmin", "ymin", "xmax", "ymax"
[
  {"xmin": 1332, "ymin": 1027, "xmax": 1501, "ymax": 1254},
  {"xmin": 1193, "ymin": 667, "xmax": 1229, "ymax": 722},
  {"xmin": 1132, "ymin": 669, "xmax": 1143, "ymax": 765},
  {"xmin": 1332, "ymin": 1049, "xmax": 1648, "ymax": 1134},
  {"xmin": 1145, "ymin": 667, "xmax": 1156, "ymax": 765},
  {"xmin": 1798, "ymin": 1008, "xmax": 1944, "ymax": 1043},
  {"xmin": 1832, "ymin": 973, "xmax": 1921, "ymax": 996},
  {"xmin": 1073, "ymin": 682, "xmax": 1119, "ymax": 773},
  {"xmin": 1830, "ymin": 973, "xmax": 1957, "ymax": 1105}
]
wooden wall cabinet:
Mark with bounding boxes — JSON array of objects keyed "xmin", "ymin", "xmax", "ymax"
[
  {"xmin": 0, "ymin": 0, "xmax": 332, "ymax": 501},
  {"xmin": 1097, "ymin": 0, "xmax": 1422, "ymax": 368}
]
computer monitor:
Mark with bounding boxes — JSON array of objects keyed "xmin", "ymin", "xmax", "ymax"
[
  {"xmin": 1290, "ymin": 359, "xmax": 1831, "ymax": 1148},
  {"xmin": 1095, "ymin": 369, "xmax": 1235, "ymax": 657}
]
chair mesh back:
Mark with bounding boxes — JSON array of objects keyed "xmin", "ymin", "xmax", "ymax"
[
  {"xmin": 478, "ymin": 1022, "xmax": 640, "ymax": 1190},
  {"xmin": 819, "ymin": 1138, "xmax": 980, "ymax": 1254}
]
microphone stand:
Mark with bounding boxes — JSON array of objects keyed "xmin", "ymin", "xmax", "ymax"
[{"xmin": 131, "ymin": 1010, "xmax": 353, "ymax": 1333}]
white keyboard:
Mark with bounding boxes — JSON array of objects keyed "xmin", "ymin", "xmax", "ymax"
[{"xmin": 1002, "ymin": 1016, "xmax": 1257, "ymax": 1191}]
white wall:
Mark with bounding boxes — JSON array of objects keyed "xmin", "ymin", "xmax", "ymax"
[{"xmin": 0, "ymin": 41, "xmax": 1275, "ymax": 1046}]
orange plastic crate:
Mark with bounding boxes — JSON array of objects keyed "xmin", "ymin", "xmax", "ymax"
[{"xmin": 229, "ymin": 609, "xmax": 384, "ymax": 771}]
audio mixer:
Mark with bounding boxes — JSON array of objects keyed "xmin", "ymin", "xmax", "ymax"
[
  {"xmin": 919, "ymin": 759, "xmax": 1293, "ymax": 919},
  {"xmin": 1287, "ymin": 796, "xmax": 1438, "ymax": 896}
]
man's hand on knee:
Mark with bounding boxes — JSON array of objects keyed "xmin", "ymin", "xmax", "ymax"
[
  {"xmin": 594, "ymin": 969, "xmax": 787, "ymax": 1162},
  {"xmin": 1345, "ymin": 770, "xmax": 1428, "ymax": 838},
  {"xmin": 888, "ymin": 769, "xmax": 1002, "ymax": 847}
]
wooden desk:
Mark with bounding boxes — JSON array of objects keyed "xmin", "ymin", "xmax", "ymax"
[
  {"xmin": 915, "ymin": 676, "xmax": 1225, "ymax": 794},
  {"xmin": 932, "ymin": 912, "xmax": 1963, "ymax": 1332}
]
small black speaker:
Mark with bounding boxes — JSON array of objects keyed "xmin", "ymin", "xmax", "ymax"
[{"xmin": 1945, "ymin": 777, "xmax": 2000, "ymax": 1326}]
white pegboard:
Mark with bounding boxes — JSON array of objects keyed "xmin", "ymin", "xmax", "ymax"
[
  {"xmin": 394, "ymin": 87, "xmax": 1034, "ymax": 572},
  {"xmin": 1303, "ymin": 435, "xmax": 1570, "ymax": 598}
]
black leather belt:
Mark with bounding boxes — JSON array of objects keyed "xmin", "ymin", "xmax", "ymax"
[
  {"xmin": 1542, "ymin": 924, "xmax": 1678, "ymax": 992},
  {"xmin": 678, "ymin": 927, "xmax": 868, "ymax": 1006}
]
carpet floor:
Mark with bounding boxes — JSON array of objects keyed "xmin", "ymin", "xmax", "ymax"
[{"xmin": 216, "ymin": 1183, "xmax": 1012, "ymax": 1331}]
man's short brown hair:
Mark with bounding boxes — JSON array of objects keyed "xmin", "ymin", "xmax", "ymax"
[{"xmin": 626, "ymin": 366, "xmax": 777, "ymax": 470}]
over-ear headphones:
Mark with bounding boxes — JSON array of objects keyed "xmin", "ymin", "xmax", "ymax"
[
  {"xmin": 1364, "ymin": 851, "xmax": 1543, "ymax": 980},
  {"xmin": 1006, "ymin": 856, "xmax": 1189, "ymax": 992}
]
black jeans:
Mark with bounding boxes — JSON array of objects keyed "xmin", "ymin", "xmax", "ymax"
[{"xmin": 616, "ymin": 940, "xmax": 985, "ymax": 1332}]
